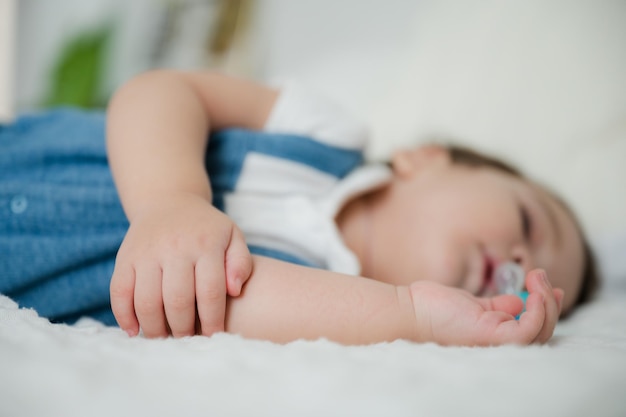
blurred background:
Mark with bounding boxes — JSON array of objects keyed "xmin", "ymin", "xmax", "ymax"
[
  {"xmin": 1, "ymin": 0, "xmax": 625, "ymax": 283},
  {"xmin": 2, "ymin": 0, "xmax": 424, "ymax": 116}
]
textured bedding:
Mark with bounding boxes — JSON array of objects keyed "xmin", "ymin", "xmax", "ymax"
[
  {"xmin": 3, "ymin": 3, "xmax": 626, "ymax": 416},
  {"xmin": 1, "ymin": 288, "xmax": 625, "ymax": 417}
]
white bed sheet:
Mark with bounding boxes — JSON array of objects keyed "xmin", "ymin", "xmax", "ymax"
[
  {"xmin": 1, "ymin": 288, "xmax": 625, "ymax": 417},
  {"xmin": 2, "ymin": 3, "xmax": 625, "ymax": 416}
]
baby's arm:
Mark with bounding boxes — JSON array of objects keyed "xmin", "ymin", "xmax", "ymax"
[
  {"xmin": 226, "ymin": 257, "xmax": 563, "ymax": 346},
  {"xmin": 226, "ymin": 256, "xmax": 418, "ymax": 344},
  {"xmin": 106, "ymin": 71, "xmax": 278, "ymax": 338}
]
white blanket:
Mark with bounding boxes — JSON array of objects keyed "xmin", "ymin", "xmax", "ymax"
[
  {"xmin": 2, "ymin": 3, "xmax": 625, "ymax": 416},
  {"xmin": 1, "ymin": 289, "xmax": 625, "ymax": 417}
]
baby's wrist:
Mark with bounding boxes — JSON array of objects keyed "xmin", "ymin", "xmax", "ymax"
[
  {"xmin": 395, "ymin": 285, "xmax": 427, "ymax": 343},
  {"xmin": 406, "ymin": 282, "xmax": 445, "ymax": 344},
  {"xmin": 126, "ymin": 190, "xmax": 212, "ymax": 221}
]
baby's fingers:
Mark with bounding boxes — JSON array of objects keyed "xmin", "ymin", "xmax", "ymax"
[
  {"xmin": 110, "ymin": 263, "xmax": 139, "ymax": 337},
  {"xmin": 478, "ymin": 292, "xmax": 546, "ymax": 345},
  {"xmin": 225, "ymin": 227, "xmax": 253, "ymax": 297},
  {"xmin": 195, "ymin": 255, "xmax": 227, "ymax": 336},
  {"xmin": 162, "ymin": 259, "xmax": 197, "ymax": 337},
  {"xmin": 553, "ymin": 288, "xmax": 565, "ymax": 316},
  {"xmin": 482, "ymin": 294, "xmax": 524, "ymax": 317},
  {"xmin": 513, "ymin": 292, "xmax": 547, "ymax": 343},
  {"xmin": 525, "ymin": 269, "xmax": 560, "ymax": 344},
  {"xmin": 134, "ymin": 263, "xmax": 168, "ymax": 338}
]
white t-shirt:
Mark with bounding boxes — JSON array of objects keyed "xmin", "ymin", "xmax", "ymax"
[{"xmin": 208, "ymin": 83, "xmax": 392, "ymax": 275}]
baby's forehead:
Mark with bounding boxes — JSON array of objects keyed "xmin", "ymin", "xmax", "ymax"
[
  {"xmin": 495, "ymin": 169, "xmax": 554, "ymax": 201},
  {"xmin": 527, "ymin": 179, "xmax": 572, "ymax": 219},
  {"xmin": 520, "ymin": 178, "xmax": 574, "ymax": 233}
]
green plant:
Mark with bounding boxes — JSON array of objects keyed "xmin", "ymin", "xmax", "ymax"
[{"xmin": 43, "ymin": 26, "xmax": 112, "ymax": 109}]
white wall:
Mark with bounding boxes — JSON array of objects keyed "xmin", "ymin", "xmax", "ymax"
[
  {"xmin": 251, "ymin": 1, "xmax": 626, "ymax": 245},
  {"xmin": 250, "ymin": 0, "xmax": 423, "ymax": 119},
  {"xmin": 14, "ymin": 0, "xmax": 232, "ymax": 110},
  {"xmin": 7, "ymin": 1, "xmax": 626, "ymax": 254},
  {"xmin": 0, "ymin": 0, "xmax": 15, "ymax": 121},
  {"xmin": 13, "ymin": 0, "xmax": 423, "ymax": 112},
  {"xmin": 15, "ymin": 0, "xmax": 165, "ymax": 110}
]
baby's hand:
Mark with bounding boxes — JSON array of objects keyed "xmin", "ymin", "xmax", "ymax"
[
  {"xmin": 409, "ymin": 269, "xmax": 564, "ymax": 346},
  {"xmin": 110, "ymin": 192, "xmax": 252, "ymax": 338}
]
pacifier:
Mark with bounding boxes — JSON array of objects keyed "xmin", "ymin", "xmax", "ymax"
[{"xmin": 494, "ymin": 262, "xmax": 529, "ymax": 318}]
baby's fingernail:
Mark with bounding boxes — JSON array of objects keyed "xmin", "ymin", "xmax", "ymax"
[
  {"xmin": 125, "ymin": 328, "xmax": 138, "ymax": 337},
  {"xmin": 538, "ymin": 270, "xmax": 550, "ymax": 287},
  {"xmin": 556, "ymin": 289, "xmax": 565, "ymax": 310},
  {"xmin": 231, "ymin": 277, "xmax": 243, "ymax": 296}
]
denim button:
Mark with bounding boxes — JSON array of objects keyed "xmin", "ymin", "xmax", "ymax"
[{"xmin": 10, "ymin": 195, "xmax": 28, "ymax": 214}]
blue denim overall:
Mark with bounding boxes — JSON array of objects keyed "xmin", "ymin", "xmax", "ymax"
[{"xmin": 0, "ymin": 108, "xmax": 362, "ymax": 326}]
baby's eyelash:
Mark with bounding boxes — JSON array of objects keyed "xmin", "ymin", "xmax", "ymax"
[{"xmin": 520, "ymin": 206, "xmax": 532, "ymax": 240}]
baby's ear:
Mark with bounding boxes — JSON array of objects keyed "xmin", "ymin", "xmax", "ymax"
[{"xmin": 391, "ymin": 144, "xmax": 449, "ymax": 178}]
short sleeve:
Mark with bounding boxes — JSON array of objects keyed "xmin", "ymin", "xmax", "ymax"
[{"xmin": 263, "ymin": 82, "xmax": 369, "ymax": 151}]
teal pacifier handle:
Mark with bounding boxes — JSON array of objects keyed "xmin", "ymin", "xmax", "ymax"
[{"xmin": 516, "ymin": 291, "xmax": 529, "ymax": 320}]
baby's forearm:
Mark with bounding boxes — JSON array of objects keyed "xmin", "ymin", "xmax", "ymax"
[
  {"xmin": 106, "ymin": 70, "xmax": 213, "ymax": 218},
  {"xmin": 225, "ymin": 256, "xmax": 419, "ymax": 345},
  {"xmin": 106, "ymin": 70, "xmax": 278, "ymax": 219}
]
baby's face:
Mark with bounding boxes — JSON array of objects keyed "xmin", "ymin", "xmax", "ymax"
[{"xmin": 369, "ymin": 148, "xmax": 584, "ymax": 313}]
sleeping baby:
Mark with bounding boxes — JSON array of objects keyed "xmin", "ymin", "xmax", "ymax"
[{"xmin": 0, "ymin": 70, "xmax": 598, "ymax": 346}]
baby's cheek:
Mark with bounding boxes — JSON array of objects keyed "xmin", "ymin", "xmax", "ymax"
[{"xmin": 423, "ymin": 250, "xmax": 464, "ymax": 288}]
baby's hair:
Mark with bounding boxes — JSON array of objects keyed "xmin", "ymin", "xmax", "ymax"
[{"xmin": 445, "ymin": 144, "xmax": 600, "ymax": 310}]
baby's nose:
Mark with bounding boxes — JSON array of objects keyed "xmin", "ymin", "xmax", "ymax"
[{"xmin": 510, "ymin": 244, "xmax": 534, "ymax": 272}]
